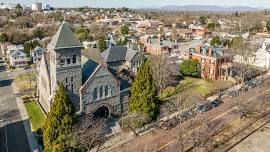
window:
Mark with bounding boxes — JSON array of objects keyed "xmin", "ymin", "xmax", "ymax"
[
  {"xmin": 93, "ymin": 87, "xmax": 98, "ymax": 100},
  {"xmin": 67, "ymin": 59, "xmax": 71, "ymax": 65},
  {"xmin": 100, "ymin": 86, "xmax": 103, "ymax": 99},
  {"xmin": 105, "ymin": 86, "xmax": 108, "ymax": 97},
  {"xmin": 73, "ymin": 55, "xmax": 76, "ymax": 64},
  {"xmin": 71, "ymin": 84, "xmax": 73, "ymax": 92},
  {"xmin": 61, "ymin": 59, "xmax": 65, "ymax": 65}
]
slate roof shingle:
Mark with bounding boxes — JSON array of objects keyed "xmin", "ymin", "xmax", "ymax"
[{"xmin": 49, "ymin": 22, "xmax": 83, "ymax": 49}]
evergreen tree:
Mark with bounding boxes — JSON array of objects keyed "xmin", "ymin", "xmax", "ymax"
[
  {"xmin": 75, "ymin": 26, "xmax": 89, "ymax": 42},
  {"xmin": 0, "ymin": 33, "xmax": 7, "ymax": 43},
  {"xmin": 210, "ymin": 36, "xmax": 221, "ymax": 46},
  {"xmin": 42, "ymin": 83, "xmax": 75, "ymax": 152},
  {"xmin": 267, "ymin": 21, "xmax": 270, "ymax": 33},
  {"xmin": 180, "ymin": 59, "xmax": 201, "ymax": 78},
  {"xmin": 120, "ymin": 25, "xmax": 129, "ymax": 35},
  {"xmin": 128, "ymin": 61, "xmax": 159, "ymax": 119},
  {"xmin": 97, "ymin": 36, "xmax": 107, "ymax": 52},
  {"xmin": 32, "ymin": 27, "xmax": 45, "ymax": 39}
]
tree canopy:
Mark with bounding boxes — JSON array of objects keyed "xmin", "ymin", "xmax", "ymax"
[
  {"xmin": 97, "ymin": 36, "xmax": 107, "ymax": 52},
  {"xmin": 128, "ymin": 61, "xmax": 159, "ymax": 119},
  {"xmin": 75, "ymin": 26, "xmax": 90, "ymax": 42},
  {"xmin": 120, "ymin": 25, "xmax": 129, "ymax": 35},
  {"xmin": 0, "ymin": 33, "xmax": 8, "ymax": 43},
  {"xmin": 32, "ymin": 27, "xmax": 45, "ymax": 39},
  {"xmin": 210, "ymin": 36, "xmax": 221, "ymax": 46},
  {"xmin": 180, "ymin": 59, "xmax": 201, "ymax": 78},
  {"xmin": 42, "ymin": 83, "xmax": 75, "ymax": 152},
  {"xmin": 267, "ymin": 21, "xmax": 270, "ymax": 33},
  {"xmin": 199, "ymin": 16, "xmax": 208, "ymax": 25}
]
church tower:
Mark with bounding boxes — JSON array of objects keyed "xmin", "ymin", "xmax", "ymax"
[{"xmin": 47, "ymin": 22, "xmax": 83, "ymax": 110}]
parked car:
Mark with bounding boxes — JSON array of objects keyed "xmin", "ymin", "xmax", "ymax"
[
  {"xmin": 238, "ymin": 86, "xmax": 248, "ymax": 93},
  {"xmin": 227, "ymin": 91, "xmax": 238, "ymax": 98},
  {"xmin": 161, "ymin": 117, "xmax": 179, "ymax": 130},
  {"xmin": 211, "ymin": 99, "xmax": 223, "ymax": 107},
  {"xmin": 179, "ymin": 110, "xmax": 194, "ymax": 122},
  {"xmin": 196, "ymin": 102, "xmax": 212, "ymax": 114}
]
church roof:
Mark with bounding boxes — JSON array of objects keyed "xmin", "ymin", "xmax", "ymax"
[
  {"xmin": 49, "ymin": 22, "xmax": 82, "ymax": 49},
  {"xmin": 82, "ymin": 48, "xmax": 102, "ymax": 64},
  {"xmin": 101, "ymin": 46, "xmax": 138, "ymax": 63}
]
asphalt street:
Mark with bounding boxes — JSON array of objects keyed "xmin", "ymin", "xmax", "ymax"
[{"xmin": 0, "ymin": 64, "xmax": 30, "ymax": 152}]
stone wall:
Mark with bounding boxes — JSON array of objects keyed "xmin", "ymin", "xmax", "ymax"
[{"xmin": 80, "ymin": 66, "xmax": 122, "ymax": 116}]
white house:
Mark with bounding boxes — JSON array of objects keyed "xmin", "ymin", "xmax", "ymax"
[
  {"xmin": 9, "ymin": 49, "xmax": 30, "ymax": 68},
  {"xmin": 253, "ymin": 39, "xmax": 270, "ymax": 69},
  {"xmin": 234, "ymin": 38, "xmax": 270, "ymax": 69}
]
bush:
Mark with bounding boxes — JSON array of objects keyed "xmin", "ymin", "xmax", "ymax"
[{"xmin": 120, "ymin": 113, "xmax": 151, "ymax": 131}]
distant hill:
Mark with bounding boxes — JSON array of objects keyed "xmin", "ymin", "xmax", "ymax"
[{"xmin": 140, "ymin": 5, "xmax": 265, "ymax": 12}]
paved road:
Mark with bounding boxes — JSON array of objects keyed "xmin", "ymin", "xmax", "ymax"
[
  {"xmin": 229, "ymin": 122, "xmax": 270, "ymax": 152},
  {"xmin": 111, "ymin": 74, "xmax": 270, "ymax": 152},
  {"xmin": 0, "ymin": 67, "xmax": 30, "ymax": 152}
]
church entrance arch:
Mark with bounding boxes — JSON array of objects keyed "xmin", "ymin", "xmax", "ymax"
[{"xmin": 93, "ymin": 106, "xmax": 110, "ymax": 119}]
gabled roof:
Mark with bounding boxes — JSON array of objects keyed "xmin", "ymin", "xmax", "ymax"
[
  {"xmin": 101, "ymin": 46, "xmax": 138, "ymax": 63},
  {"xmin": 48, "ymin": 22, "xmax": 82, "ymax": 49}
]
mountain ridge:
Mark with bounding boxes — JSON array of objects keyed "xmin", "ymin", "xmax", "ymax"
[{"xmin": 137, "ymin": 5, "xmax": 268, "ymax": 12}]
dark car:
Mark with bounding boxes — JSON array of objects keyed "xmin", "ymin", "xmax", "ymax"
[
  {"xmin": 196, "ymin": 102, "xmax": 212, "ymax": 114},
  {"xmin": 211, "ymin": 99, "xmax": 222, "ymax": 107},
  {"xmin": 239, "ymin": 86, "xmax": 248, "ymax": 93},
  {"xmin": 161, "ymin": 117, "xmax": 179, "ymax": 130}
]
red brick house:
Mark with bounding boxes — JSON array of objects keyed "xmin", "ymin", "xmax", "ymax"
[{"xmin": 189, "ymin": 45, "xmax": 232, "ymax": 80}]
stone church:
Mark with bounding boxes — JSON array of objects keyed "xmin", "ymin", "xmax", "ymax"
[{"xmin": 37, "ymin": 22, "xmax": 131, "ymax": 117}]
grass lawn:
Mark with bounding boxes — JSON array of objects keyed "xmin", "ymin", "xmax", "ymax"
[
  {"xmin": 24, "ymin": 100, "xmax": 45, "ymax": 131},
  {"xmin": 14, "ymin": 72, "xmax": 37, "ymax": 92},
  {"xmin": 159, "ymin": 77, "xmax": 232, "ymax": 100}
]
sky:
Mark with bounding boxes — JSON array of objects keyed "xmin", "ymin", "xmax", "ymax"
[{"xmin": 1, "ymin": 0, "xmax": 270, "ymax": 8}]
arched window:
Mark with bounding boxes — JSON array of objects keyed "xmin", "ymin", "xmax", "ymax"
[
  {"xmin": 72, "ymin": 55, "xmax": 76, "ymax": 64},
  {"xmin": 93, "ymin": 87, "xmax": 97, "ymax": 101},
  {"xmin": 100, "ymin": 86, "xmax": 103, "ymax": 99},
  {"xmin": 105, "ymin": 86, "xmax": 108, "ymax": 97}
]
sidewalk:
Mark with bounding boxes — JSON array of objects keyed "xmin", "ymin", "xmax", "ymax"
[{"xmin": 12, "ymin": 82, "xmax": 40, "ymax": 151}]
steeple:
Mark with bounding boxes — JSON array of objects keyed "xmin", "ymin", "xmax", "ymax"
[{"xmin": 48, "ymin": 22, "xmax": 82, "ymax": 50}]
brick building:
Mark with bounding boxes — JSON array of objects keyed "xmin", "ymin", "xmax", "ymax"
[{"xmin": 190, "ymin": 45, "xmax": 232, "ymax": 80}]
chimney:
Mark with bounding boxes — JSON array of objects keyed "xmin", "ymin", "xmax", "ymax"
[
  {"xmin": 208, "ymin": 47, "xmax": 212, "ymax": 57},
  {"xmin": 196, "ymin": 46, "xmax": 201, "ymax": 53}
]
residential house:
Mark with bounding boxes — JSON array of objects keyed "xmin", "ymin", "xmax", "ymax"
[
  {"xmin": 234, "ymin": 38, "xmax": 270, "ymax": 69},
  {"xmin": 190, "ymin": 45, "xmax": 232, "ymax": 80},
  {"xmin": 31, "ymin": 46, "xmax": 45, "ymax": 65},
  {"xmin": 140, "ymin": 34, "xmax": 180, "ymax": 55},
  {"xmin": 9, "ymin": 49, "xmax": 30, "ymax": 68},
  {"xmin": 6, "ymin": 45, "xmax": 24, "ymax": 56}
]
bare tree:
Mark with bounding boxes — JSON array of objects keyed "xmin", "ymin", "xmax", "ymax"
[
  {"xmin": 151, "ymin": 55, "xmax": 177, "ymax": 99},
  {"xmin": 230, "ymin": 38, "xmax": 259, "ymax": 83},
  {"xmin": 74, "ymin": 115, "xmax": 106, "ymax": 151}
]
